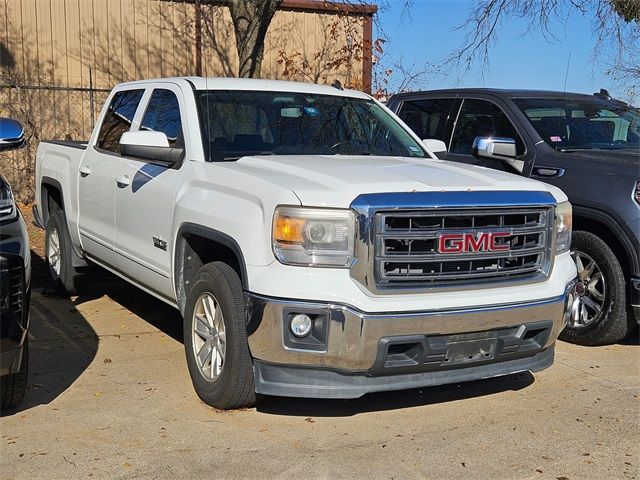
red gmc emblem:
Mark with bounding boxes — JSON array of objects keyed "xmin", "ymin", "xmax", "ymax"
[{"xmin": 437, "ymin": 232, "xmax": 510, "ymax": 254}]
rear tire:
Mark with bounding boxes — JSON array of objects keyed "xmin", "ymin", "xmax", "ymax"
[
  {"xmin": 45, "ymin": 209, "xmax": 80, "ymax": 295},
  {"xmin": 1, "ymin": 338, "xmax": 28, "ymax": 410},
  {"xmin": 560, "ymin": 231, "xmax": 632, "ymax": 345},
  {"xmin": 183, "ymin": 262, "xmax": 257, "ymax": 409}
]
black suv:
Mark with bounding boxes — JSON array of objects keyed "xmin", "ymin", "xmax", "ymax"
[
  {"xmin": 0, "ymin": 117, "xmax": 30, "ymax": 409},
  {"xmin": 388, "ymin": 89, "xmax": 639, "ymax": 345}
]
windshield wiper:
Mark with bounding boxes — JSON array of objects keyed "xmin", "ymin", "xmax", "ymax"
[
  {"xmin": 222, "ymin": 151, "xmax": 274, "ymax": 161},
  {"xmin": 333, "ymin": 151, "xmax": 372, "ymax": 156}
]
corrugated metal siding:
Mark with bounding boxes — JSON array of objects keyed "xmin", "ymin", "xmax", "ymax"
[{"xmin": 1, "ymin": 0, "xmax": 363, "ymax": 89}]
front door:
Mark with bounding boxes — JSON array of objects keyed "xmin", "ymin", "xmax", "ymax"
[
  {"xmin": 447, "ymin": 98, "xmax": 529, "ymax": 174},
  {"xmin": 113, "ymin": 86, "xmax": 186, "ymax": 300},
  {"xmin": 78, "ymin": 89, "xmax": 144, "ymax": 267}
]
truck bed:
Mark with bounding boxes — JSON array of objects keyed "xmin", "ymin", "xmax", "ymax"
[{"xmin": 35, "ymin": 139, "xmax": 89, "ymax": 247}]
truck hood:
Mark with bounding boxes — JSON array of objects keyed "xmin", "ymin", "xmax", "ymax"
[{"xmin": 222, "ymin": 155, "xmax": 566, "ymax": 207}]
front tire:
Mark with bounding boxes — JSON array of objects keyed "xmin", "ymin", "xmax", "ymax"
[
  {"xmin": 1, "ymin": 339, "xmax": 28, "ymax": 410},
  {"xmin": 560, "ymin": 231, "xmax": 632, "ymax": 345},
  {"xmin": 45, "ymin": 209, "xmax": 80, "ymax": 295},
  {"xmin": 183, "ymin": 262, "xmax": 257, "ymax": 409}
]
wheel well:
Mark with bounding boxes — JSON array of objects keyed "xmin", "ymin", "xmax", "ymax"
[
  {"xmin": 573, "ymin": 215, "xmax": 632, "ymax": 278},
  {"xmin": 41, "ymin": 182, "xmax": 63, "ymax": 225},
  {"xmin": 175, "ymin": 231, "xmax": 246, "ymax": 314}
]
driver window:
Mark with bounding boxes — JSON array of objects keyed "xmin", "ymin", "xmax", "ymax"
[
  {"xmin": 451, "ymin": 99, "xmax": 525, "ymax": 156},
  {"xmin": 141, "ymin": 89, "xmax": 183, "ymax": 147}
]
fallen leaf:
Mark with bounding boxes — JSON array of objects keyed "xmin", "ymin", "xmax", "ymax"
[
  {"xmin": 536, "ymin": 469, "xmax": 543, "ymax": 473},
  {"xmin": 103, "ymin": 358, "xmax": 112, "ymax": 363},
  {"xmin": 304, "ymin": 417, "xmax": 315, "ymax": 423}
]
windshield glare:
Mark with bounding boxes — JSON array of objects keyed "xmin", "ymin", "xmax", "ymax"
[
  {"xmin": 514, "ymin": 97, "xmax": 640, "ymax": 151},
  {"xmin": 196, "ymin": 90, "xmax": 427, "ymax": 160}
]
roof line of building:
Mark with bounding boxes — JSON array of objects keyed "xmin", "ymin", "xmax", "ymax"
[
  {"xmin": 280, "ymin": 0, "xmax": 377, "ymax": 15},
  {"xmin": 165, "ymin": 0, "xmax": 377, "ymax": 16}
]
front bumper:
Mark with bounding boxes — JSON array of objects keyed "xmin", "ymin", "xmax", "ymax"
[
  {"xmin": 0, "ymin": 253, "xmax": 29, "ymax": 376},
  {"xmin": 246, "ymin": 281, "xmax": 577, "ymax": 398}
]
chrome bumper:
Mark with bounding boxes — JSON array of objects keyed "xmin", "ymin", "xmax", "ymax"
[{"xmin": 246, "ymin": 281, "xmax": 577, "ymax": 374}]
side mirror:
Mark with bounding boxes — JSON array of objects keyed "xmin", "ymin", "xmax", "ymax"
[
  {"xmin": 119, "ymin": 130, "xmax": 183, "ymax": 165},
  {"xmin": 422, "ymin": 138, "xmax": 448, "ymax": 159},
  {"xmin": 472, "ymin": 136, "xmax": 516, "ymax": 160},
  {"xmin": 0, "ymin": 118, "xmax": 25, "ymax": 152}
]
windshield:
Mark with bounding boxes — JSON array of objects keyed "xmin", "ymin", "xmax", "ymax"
[
  {"xmin": 513, "ymin": 97, "xmax": 640, "ymax": 152},
  {"xmin": 196, "ymin": 90, "xmax": 427, "ymax": 160}
]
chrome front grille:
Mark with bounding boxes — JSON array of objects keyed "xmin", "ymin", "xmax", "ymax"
[{"xmin": 374, "ymin": 207, "xmax": 554, "ymax": 288}]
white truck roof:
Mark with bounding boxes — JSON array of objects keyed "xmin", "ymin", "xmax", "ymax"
[{"xmin": 116, "ymin": 77, "xmax": 371, "ymax": 99}]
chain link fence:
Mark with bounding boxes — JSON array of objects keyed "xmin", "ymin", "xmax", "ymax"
[{"xmin": 0, "ymin": 83, "xmax": 110, "ymax": 202}]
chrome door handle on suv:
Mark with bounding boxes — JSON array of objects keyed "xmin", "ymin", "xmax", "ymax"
[
  {"xmin": 116, "ymin": 175, "xmax": 131, "ymax": 188},
  {"xmin": 532, "ymin": 166, "xmax": 565, "ymax": 178}
]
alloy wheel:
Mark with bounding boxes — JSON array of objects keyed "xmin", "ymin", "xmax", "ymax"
[
  {"xmin": 192, "ymin": 292, "xmax": 226, "ymax": 381},
  {"xmin": 569, "ymin": 250, "xmax": 606, "ymax": 329},
  {"xmin": 47, "ymin": 226, "xmax": 61, "ymax": 277}
]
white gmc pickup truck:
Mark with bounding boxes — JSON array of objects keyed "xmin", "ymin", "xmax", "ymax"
[{"xmin": 34, "ymin": 77, "xmax": 577, "ymax": 409}]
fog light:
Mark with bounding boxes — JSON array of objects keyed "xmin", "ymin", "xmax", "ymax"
[{"xmin": 290, "ymin": 313, "xmax": 313, "ymax": 337}]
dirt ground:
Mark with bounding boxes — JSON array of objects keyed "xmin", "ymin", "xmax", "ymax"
[{"xmin": 1, "ymin": 206, "xmax": 638, "ymax": 480}]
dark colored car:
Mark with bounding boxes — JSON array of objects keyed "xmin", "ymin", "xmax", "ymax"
[
  {"xmin": 0, "ymin": 117, "xmax": 30, "ymax": 410},
  {"xmin": 388, "ymin": 89, "xmax": 639, "ymax": 345}
]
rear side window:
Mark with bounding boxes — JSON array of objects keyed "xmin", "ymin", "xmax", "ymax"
[
  {"xmin": 450, "ymin": 99, "xmax": 525, "ymax": 155},
  {"xmin": 97, "ymin": 89, "xmax": 144, "ymax": 153},
  {"xmin": 397, "ymin": 98, "xmax": 461, "ymax": 146},
  {"xmin": 141, "ymin": 89, "xmax": 183, "ymax": 147}
]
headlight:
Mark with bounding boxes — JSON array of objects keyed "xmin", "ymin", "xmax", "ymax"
[
  {"xmin": 0, "ymin": 186, "xmax": 17, "ymax": 222},
  {"xmin": 272, "ymin": 206, "xmax": 355, "ymax": 267},
  {"xmin": 555, "ymin": 201, "xmax": 572, "ymax": 254}
]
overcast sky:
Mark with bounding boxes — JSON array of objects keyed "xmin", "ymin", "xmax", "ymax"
[{"xmin": 376, "ymin": 0, "xmax": 631, "ymax": 100}]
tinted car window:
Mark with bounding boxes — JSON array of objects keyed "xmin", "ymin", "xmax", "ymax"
[
  {"xmin": 197, "ymin": 90, "xmax": 427, "ymax": 160},
  {"xmin": 397, "ymin": 98, "xmax": 461, "ymax": 146},
  {"xmin": 141, "ymin": 89, "xmax": 183, "ymax": 147},
  {"xmin": 450, "ymin": 99, "xmax": 525, "ymax": 155},
  {"xmin": 513, "ymin": 97, "xmax": 640, "ymax": 151},
  {"xmin": 97, "ymin": 89, "xmax": 144, "ymax": 153}
]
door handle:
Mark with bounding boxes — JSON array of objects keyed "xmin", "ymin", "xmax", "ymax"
[
  {"xmin": 116, "ymin": 175, "xmax": 131, "ymax": 188},
  {"xmin": 79, "ymin": 165, "xmax": 92, "ymax": 177},
  {"xmin": 531, "ymin": 166, "xmax": 565, "ymax": 178}
]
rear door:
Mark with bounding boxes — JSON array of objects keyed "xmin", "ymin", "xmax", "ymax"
[
  {"xmin": 78, "ymin": 89, "xmax": 144, "ymax": 267},
  {"xmin": 113, "ymin": 84, "xmax": 187, "ymax": 300},
  {"xmin": 395, "ymin": 97, "xmax": 461, "ymax": 148}
]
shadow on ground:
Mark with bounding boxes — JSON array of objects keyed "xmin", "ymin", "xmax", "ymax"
[
  {"xmin": 2, "ymin": 252, "xmax": 99, "ymax": 416},
  {"xmin": 4, "ymin": 250, "xmax": 538, "ymax": 418}
]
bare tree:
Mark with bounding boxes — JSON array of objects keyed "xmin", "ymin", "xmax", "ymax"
[
  {"xmin": 443, "ymin": 0, "xmax": 640, "ymax": 93},
  {"xmin": 195, "ymin": 0, "xmax": 282, "ymax": 78}
]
